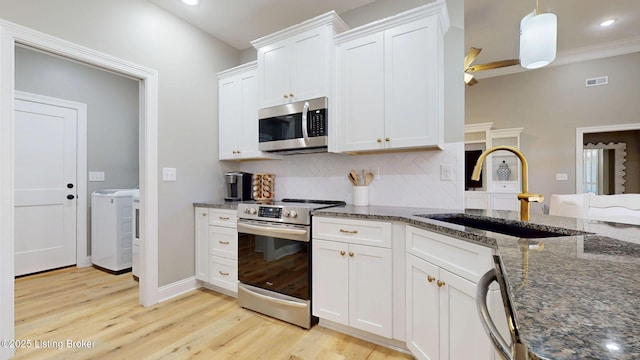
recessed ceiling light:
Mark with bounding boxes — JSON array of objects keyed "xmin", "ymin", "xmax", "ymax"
[
  {"xmin": 599, "ymin": 18, "xmax": 616, "ymax": 27},
  {"xmin": 181, "ymin": 0, "xmax": 199, "ymax": 5}
]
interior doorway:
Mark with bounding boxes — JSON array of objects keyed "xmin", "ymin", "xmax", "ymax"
[
  {"xmin": 575, "ymin": 123, "xmax": 640, "ymax": 194},
  {"xmin": 1, "ymin": 20, "xmax": 159, "ymax": 356}
]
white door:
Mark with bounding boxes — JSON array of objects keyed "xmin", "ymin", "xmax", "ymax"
[{"xmin": 14, "ymin": 96, "xmax": 78, "ymax": 276}]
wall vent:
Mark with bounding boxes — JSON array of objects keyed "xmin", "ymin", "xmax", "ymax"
[{"xmin": 585, "ymin": 76, "xmax": 608, "ymax": 87}]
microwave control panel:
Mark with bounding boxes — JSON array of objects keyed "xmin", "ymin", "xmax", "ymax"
[{"xmin": 308, "ymin": 109, "xmax": 326, "ymax": 137}]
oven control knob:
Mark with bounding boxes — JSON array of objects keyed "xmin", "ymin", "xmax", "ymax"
[
  {"xmin": 246, "ymin": 207, "xmax": 257, "ymax": 215},
  {"xmin": 286, "ymin": 210, "xmax": 298, "ymax": 218}
]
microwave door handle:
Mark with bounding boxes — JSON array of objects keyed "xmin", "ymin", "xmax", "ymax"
[{"xmin": 302, "ymin": 101, "xmax": 309, "ymax": 144}]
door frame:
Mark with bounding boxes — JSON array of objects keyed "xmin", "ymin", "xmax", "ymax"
[
  {"xmin": 1, "ymin": 19, "xmax": 159, "ymax": 356},
  {"xmin": 14, "ymin": 90, "xmax": 89, "ymax": 269},
  {"xmin": 575, "ymin": 123, "xmax": 640, "ymax": 193}
]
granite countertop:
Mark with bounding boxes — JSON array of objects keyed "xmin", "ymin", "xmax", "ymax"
[
  {"xmin": 193, "ymin": 201, "xmax": 239, "ymax": 210},
  {"xmin": 312, "ymin": 205, "xmax": 640, "ymax": 360}
]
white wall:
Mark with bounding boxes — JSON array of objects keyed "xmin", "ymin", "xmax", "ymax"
[
  {"xmin": 0, "ymin": 0, "xmax": 240, "ymax": 286},
  {"xmin": 14, "ymin": 46, "xmax": 140, "ymax": 255}
]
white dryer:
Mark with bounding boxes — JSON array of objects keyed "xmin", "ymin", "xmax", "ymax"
[{"xmin": 91, "ymin": 188, "xmax": 139, "ymax": 272}]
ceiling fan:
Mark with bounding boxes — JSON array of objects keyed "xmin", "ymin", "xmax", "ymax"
[{"xmin": 464, "ymin": 47, "xmax": 520, "ymax": 86}]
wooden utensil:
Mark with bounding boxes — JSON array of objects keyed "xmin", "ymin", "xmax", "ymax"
[
  {"xmin": 348, "ymin": 173, "xmax": 358, "ymax": 186},
  {"xmin": 364, "ymin": 172, "xmax": 374, "ymax": 186},
  {"xmin": 349, "ymin": 170, "xmax": 360, "ymax": 186}
]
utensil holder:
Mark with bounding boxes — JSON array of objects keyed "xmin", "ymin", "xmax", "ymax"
[{"xmin": 353, "ymin": 186, "xmax": 369, "ymax": 206}]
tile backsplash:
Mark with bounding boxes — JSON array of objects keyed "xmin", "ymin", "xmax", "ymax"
[{"xmin": 239, "ymin": 142, "xmax": 464, "ymax": 209}]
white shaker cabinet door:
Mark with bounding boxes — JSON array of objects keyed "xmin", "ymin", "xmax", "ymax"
[
  {"xmin": 194, "ymin": 208, "xmax": 209, "ymax": 281},
  {"xmin": 336, "ymin": 32, "xmax": 385, "ymax": 152},
  {"xmin": 439, "ymin": 268, "xmax": 493, "ymax": 360},
  {"xmin": 348, "ymin": 243, "xmax": 392, "ymax": 338},
  {"xmin": 218, "ymin": 76, "xmax": 242, "ymax": 160},
  {"xmin": 406, "ymin": 253, "xmax": 441, "ymax": 360},
  {"xmin": 312, "ymin": 239, "xmax": 349, "ymax": 325},
  {"xmin": 384, "ymin": 16, "xmax": 441, "ymax": 149}
]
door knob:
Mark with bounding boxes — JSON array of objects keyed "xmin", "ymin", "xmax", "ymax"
[{"xmin": 67, "ymin": 194, "xmax": 75, "ymax": 200}]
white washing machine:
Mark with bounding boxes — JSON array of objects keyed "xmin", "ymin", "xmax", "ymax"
[
  {"xmin": 91, "ymin": 188, "xmax": 139, "ymax": 272},
  {"xmin": 132, "ymin": 192, "xmax": 140, "ymax": 279}
]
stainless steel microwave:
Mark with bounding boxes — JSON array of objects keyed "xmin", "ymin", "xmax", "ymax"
[{"xmin": 258, "ymin": 97, "xmax": 328, "ymax": 154}]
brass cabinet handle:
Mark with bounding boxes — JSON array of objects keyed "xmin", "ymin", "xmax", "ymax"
[
  {"xmin": 339, "ymin": 229, "xmax": 358, "ymax": 234},
  {"xmin": 290, "ymin": 93, "xmax": 294, "ymax": 97},
  {"xmin": 437, "ymin": 280, "xmax": 446, "ymax": 288},
  {"xmin": 349, "ymin": 252, "xmax": 354, "ymax": 257},
  {"xmin": 218, "ymin": 240, "xmax": 230, "ymax": 245},
  {"xmin": 427, "ymin": 275, "xmax": 436, "ymax": 283},
  {"xmin": 340, "ymin": 250, "xmax": 346, "ymax": 256},
  {"xmin": 219, "ymin": 216, "xmax": 230, "ymax": 220},
  {"xmin": 385, "ymin": 137, "xmax": 390, "ymax": 142},
  {"xmin": 218, "ymin": 271, "xmax": 229, "ymax": 276},
  {"xmin": 202, "ymin": 213, "xmax": 207, "ymax": 216},
  {"xmin": 377, "ymin": 138, "xmax": 382, "ymax": 143},
  {"xmin": 283, "ymin": 94, "xmax": 289, "ymax": 98}
]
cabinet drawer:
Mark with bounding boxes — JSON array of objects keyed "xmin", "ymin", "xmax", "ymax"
[
  {"xmin": 492, "ymin": 181, "xmax": 518, "ymax": 192},
  {"xmin": 209, "ymin": 256, "xmax": 238, "ymax": 292},
  {"xmin": 208, "ymin": 209, "xmax": 237, "ymax": 227},
  {"xmin": 209, "ymin": 226, "xmax": 238, "ymax": 259},
  {"xmin": 313, "ymin": 217, "xmax": 392, "ymax": 248},
  {"xmin": 406, "ymin": 226, "xmax": 492, "ymax": 283}
]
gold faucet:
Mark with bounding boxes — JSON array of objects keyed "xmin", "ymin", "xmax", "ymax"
[{"xmin": 471, "ymin": 146, "xmax": 544, "ymax": 221}]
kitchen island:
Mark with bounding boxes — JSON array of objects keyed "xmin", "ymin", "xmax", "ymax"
[{"xmin": 312, "ymin": 205, "xmax": 640, "ymax": 360}]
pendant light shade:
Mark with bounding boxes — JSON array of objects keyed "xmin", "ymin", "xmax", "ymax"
[{"xmin": 519, "ymin": 11, "xmax": 557, "ymax": 69}]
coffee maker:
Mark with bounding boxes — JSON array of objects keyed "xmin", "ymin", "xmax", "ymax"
[{"xmin": 224, "ymin": 172, "xmax": 253, "ymax": 202}]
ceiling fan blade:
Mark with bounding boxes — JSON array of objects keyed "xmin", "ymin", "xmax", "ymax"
[
  {"xmin": 466, "ymin": 59, "xmax": 520, "ymax": 73},
  {"xmin": 463, "ymin": 47, "xmax": 482, "ymax": 71},
  {"xmin": 464, "ymin": 73, "xmax": 478, "ymax": 86}
]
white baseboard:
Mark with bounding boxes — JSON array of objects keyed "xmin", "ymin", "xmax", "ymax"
[{"xmin": 157, "ymin": 276, "xmax": 200, "ymax": 303}]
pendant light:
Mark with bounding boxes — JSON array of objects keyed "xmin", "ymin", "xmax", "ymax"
[{"xmin": 519, "ymin": 0, "xmax": 557, "ymax": 69}]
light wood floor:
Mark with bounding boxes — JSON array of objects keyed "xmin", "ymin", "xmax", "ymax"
[{"xmin": 14, "ymin": 266, "xmax": 413, "ymax": 359}]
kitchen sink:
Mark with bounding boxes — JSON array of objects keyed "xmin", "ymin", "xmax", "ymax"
[{"xmin": 416, "ymin": 213, "xmax": 591, "ymax": 239}]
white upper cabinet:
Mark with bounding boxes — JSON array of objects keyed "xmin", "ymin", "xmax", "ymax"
[
  {"xmin": 252, "ymin": 11, "xmax": 348, "ymax": 108},
  {"xmin": 217, "ymin": 62, "xmax": 279, "ymax": 161},
  {"xmin": 335, "ymin": 2, "xmax": 449, "ymax": 153}
]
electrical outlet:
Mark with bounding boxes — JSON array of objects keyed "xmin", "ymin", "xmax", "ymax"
[
  {"xmin": 556, "ymin": 173, "xmax": 568, "ymax": 181},
  {"xmin": 88, "ymin": 171, "xmax": 105, "ymax": 182},
  {"xmin": 440, "ymin": 164, "xmax": 453, "ymax": 181},
  {"xmin": 163, "ymin": 167, "xmax": 177, "ymax": 182}
]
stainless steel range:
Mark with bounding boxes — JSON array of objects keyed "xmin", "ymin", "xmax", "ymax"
[{"xmin": 236, "ymin": 198, "xmax": 346, "ymax": 329}]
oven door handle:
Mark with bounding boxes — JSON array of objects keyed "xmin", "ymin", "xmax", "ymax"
[
  {"xmin": 301, "ymin": 101, "xmax": 310, "ymax": 144},
  {"xmin": 238, "ymin": 222, "xmax": 309, "ymax": 240}
]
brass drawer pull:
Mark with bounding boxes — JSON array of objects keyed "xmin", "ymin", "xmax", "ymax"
[
  {"xmin": 349, "ymin": 252, "xmax": 354, "ymax": 257},
  {"xmin": 218, "ymin": 241, "xmax": 230, "ymax": 245},
  {"xmin": 427, "ymin": 275, "xmax": 435, "ymax": 283},
  {"xmin": 437, "ymin": 280, "xmax": 446, "ymax": 288},
  {"xmin": 340, "ymin": 251, "xmax": 346, "ymax": 256},
  {"xmin": 219, "ymin": 216, "xmax": 230, "ymax": 220},
  {"xmin": 339, "ymin": 229, "xmax": 358, "ymax": 234},
  {"xmin": 218, "ymin": 271, "xmax": 229, "ymax": 276}
]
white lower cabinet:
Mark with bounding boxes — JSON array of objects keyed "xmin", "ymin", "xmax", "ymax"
[
  {"xmin": 406, "ymin": 225, "xmax": 499, "ymax": 360},
  {"xmin": 194, "ymin": 207, "xmax": 238, "ymax": 296},
  {"xmin": 312, "ymin": 217, "xmax": 393, "ymax": 338}
]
